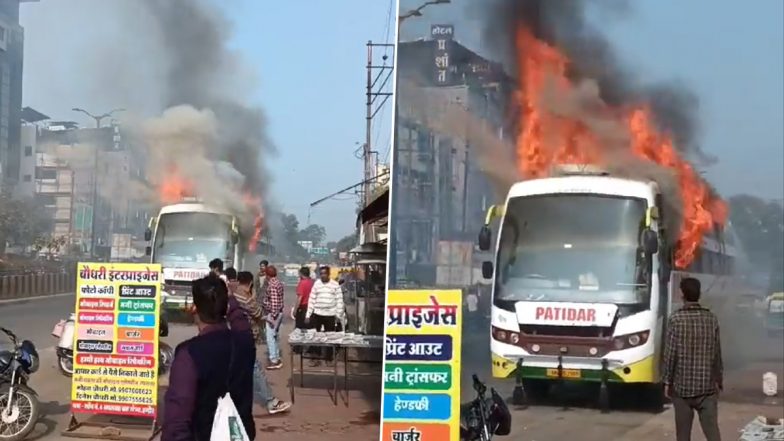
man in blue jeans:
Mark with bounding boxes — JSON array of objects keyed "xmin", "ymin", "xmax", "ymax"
[
  {"xmin": 233, "ymin": 270, "xmax": 291, "ymax": 414},
  {"xmin": 262, "ymin": 266, "xmax": 285, "ymax": 369}
]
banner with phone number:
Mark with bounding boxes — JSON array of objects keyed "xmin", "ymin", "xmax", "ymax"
[
  {"xmin": 381, "ymin": 289, "xmax": 462, "ymax": 441},
  {"xmin": 71, "ymin": 262, "xmax": 162, "ymax": 419}
]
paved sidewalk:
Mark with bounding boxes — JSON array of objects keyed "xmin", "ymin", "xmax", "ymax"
[{"xmin": 25, "ymin": 319, "xmax": 382, "ymax": 441}]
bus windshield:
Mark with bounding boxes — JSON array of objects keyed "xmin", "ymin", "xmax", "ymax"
[
  {"xmin": 494, "ymin": 194, "xmax": 650, "ymax": 306},
  {"xmin": 152, "ymin": 212, "xmax": 234, "ymax": 268}
]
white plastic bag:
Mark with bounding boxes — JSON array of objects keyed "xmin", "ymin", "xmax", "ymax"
[
  {"xmin": 211, "ymin": 393, "xmax": 250, "ymax": 441},
  {"xmin": 763, "ymin": 372, "xmax": 778, "ymax": 397}
]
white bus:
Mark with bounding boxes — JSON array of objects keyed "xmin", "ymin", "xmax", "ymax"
[
  {"xmin": 478, "ymin": 166, "xmax": 745, "ymax": 408},
  {"xmin": 145, "ymin": 199, "xmax": 246, "ymax": 311}
]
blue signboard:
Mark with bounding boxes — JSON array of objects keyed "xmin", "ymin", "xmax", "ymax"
[
  {"xmin": 383, "ymin": 393, "xmax": 452, "ymax": 420},
  {"xmin": 385, "ymin": 334, "xmax": 453, "ymax": 361}
]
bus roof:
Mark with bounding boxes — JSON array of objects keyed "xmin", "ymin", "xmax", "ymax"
[
  {"xmin": 158, "ymin": 203, "xmax": 234, "ymax": 217},
  {"xmin": 507, "ymin": 175, "xmax": 658, "ymax": 201}
]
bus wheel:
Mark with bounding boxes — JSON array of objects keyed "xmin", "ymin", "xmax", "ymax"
[{"xmin": 523, "ymin": 379, "xmax": 550, "ymax": 403}]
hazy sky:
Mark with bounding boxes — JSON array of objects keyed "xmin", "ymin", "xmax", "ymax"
[
  {"xmin": 226, "ymin": 0, "xmax": 396, "ymax": 240},
  {"xmin": 400, "ymin": 0, "xmax": 784, "ymax": 202},
  {"xmin": 19, "ymin": 0, "xmax": 783, "ymax": 242},
  {"xmin": 21, "ymin": 0, "xmax": 396, "ymax": 241}
]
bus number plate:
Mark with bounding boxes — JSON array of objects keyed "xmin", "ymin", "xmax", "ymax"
[{"xmin": 546, "ymin": 368, "xmax": 581, "ymax": 379}]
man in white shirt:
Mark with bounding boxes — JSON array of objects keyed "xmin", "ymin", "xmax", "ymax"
[{"xmin": 305, "ymin": 266, "xmax": 345, "ymax": 366}]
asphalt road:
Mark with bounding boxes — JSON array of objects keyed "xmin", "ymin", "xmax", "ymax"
[
  {"xmin": 0, "ymin": 293, "xmax": 75, "ymax": 351},
  {"xmin": 458, "ymin": 312, "xmax": 784, "ymax": 440}
]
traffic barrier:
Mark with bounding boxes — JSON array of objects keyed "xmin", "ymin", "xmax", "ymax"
[{"xmin": 0, "ymin": 271, "xmax": 76, "ymax": 300}]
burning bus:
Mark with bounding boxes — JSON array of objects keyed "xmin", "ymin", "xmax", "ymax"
[
  {"xmin": 477, "ymin": 166, "xmax": 748, "ymax": 410},
  {"xmin": 145, "ymin": 197, "xmax": 247, "ymax": 311}
]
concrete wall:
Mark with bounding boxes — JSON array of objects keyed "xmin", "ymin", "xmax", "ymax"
[{"xmin": 0, "ymin": 271, "xmax": 76, "ymax": 300}]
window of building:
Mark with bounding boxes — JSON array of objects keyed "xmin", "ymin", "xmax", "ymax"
[
  {"xmin": 23, "ymin": 174, "xmax": 31, "ymax": 182},
  {"xmin": 35, "ymin": 168, "xmax": 57, "ymax": 180},
  {"xmin": 24, "ymin": 146, "xmax": 32, "ymax": 156},
  {"xmin": 36, "ymin": 195, "xmax": 56, "ymax": 206}
]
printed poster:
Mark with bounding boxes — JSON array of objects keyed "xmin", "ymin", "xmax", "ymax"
[
  {"xmin": 381, "ymin": 290, "xmax": 462, "ymax": 441},
  {"xmin": 71, "ymin": 262, "xmax": 162, "ymax": 418}
]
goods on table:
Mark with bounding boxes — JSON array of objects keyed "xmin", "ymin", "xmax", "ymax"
[
  {"xmin": 739, "ymin": 416, "xmax": 784, "ymax": 441},
  {"xmin": 288, "ymin": 328, "xmax": 382, "ymax": 346}
]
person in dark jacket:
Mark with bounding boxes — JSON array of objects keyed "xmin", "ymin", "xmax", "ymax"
[{"xmin": 161, "ymin": 274, "xmax": 256, "ymax": 441}]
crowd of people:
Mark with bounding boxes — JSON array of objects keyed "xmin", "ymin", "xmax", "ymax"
[
  {"xmin": 160, "ymin": 258, "xmax": 346, "ymax": 440},
  {"xmin": 155, "ymin": 252, "xmax": 724, "ymax": 441}
]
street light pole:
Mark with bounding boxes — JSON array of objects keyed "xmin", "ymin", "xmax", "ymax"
[{"xmin": 71, "ymin": 107, "xmax": 125, "ymax": 259}]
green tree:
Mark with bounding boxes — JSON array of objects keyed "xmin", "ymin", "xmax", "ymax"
[
  {"xmin": 33, "ymin": 235, "xmax": 68, "ymax": 256},
  {"xmin": 0, "ymin": 193, "xmax": 52, "ymax": 254},
  {"xmin": 728, "ymin": 194, "xmax": 784, "ymax": 291},
  {"xmin": 280, "ymin": 213, "xmax": 300, "ymax": 243},
  {"xmin": 299, "ymin": 224, "xmax": 327, "ymax": 247},
  {"xmin": 334, "ymin": 232, "xmax": 358, "ymax": 253}
]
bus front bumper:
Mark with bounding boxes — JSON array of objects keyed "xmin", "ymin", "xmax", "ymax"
[{"xmin": 491, "ymin": 352, "xmax": 658, "ymax": 384}]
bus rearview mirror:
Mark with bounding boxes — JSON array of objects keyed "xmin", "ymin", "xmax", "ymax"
[
  {"xmin": 478, "ymin": 226, "xmax": 492, "ymax": 251},
  {"xmin": 144, "ymin": 229, "xmax": 152, "ymax": 242},
  {"xmin": 482, "ymin": 261, "xmax": 494, "ymax": 279},
  {"xmin": 642, "ymin": 229, "xmax": 658, "ymax": 255},
  {"xmin": 145, "ymin": 246, "xmax": 152, "ymax": 256}
]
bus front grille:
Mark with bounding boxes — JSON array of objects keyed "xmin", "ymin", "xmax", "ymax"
[{"xmin": 519, "ymin": 325, "xmax": 614, "ymax": 338}]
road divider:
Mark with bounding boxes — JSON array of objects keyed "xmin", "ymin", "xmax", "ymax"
[{"xmin": 0, "ymin": 271, "xmax": 76, "ymax": 299}]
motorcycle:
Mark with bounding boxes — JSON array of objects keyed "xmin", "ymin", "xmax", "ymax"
[
  {"xmin": 0, "ymin": 327, "xmax": 40, "ymax": 441},
  {"xmin": 52, "ymin": 314, "xmax": 174, "ymax": 377},
  {"xmin": 460, "ymin": 374, "xmax": 512, "ymax": 441}
]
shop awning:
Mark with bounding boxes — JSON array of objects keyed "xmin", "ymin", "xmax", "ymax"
[{"xmin": 357, "ymin": 188, "xmax": 389, "ymax": 226}]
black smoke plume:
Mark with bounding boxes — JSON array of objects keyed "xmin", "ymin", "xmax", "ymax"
[
  {"xmin": 482, "ymin": 0, "xmax": 714, "ymax": 165},
  {"xmin": 139, "ymin": 0, "xmax": 274, "ymax": 195}
]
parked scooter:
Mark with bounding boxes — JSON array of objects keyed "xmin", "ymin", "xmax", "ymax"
[
  {"xmin": 0, "ymin": 327, "xmax": 40, "ymax": 441},
  {"xmin": 52, "ymin": 313, "xmax": 75, "ymax": 376},
  {"xmin": 52, "ymin": 313, "xmax": 173, "ymax": 377}
]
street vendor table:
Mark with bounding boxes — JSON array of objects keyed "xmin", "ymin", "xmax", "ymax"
[{"xmin": 288, "ymin": 335, "xmax": 383, "ymax": 407}]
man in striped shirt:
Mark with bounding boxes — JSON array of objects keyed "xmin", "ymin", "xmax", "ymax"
[{"xmin": 305, "ymin": 266, "xmax": 345, "ymax": 366}]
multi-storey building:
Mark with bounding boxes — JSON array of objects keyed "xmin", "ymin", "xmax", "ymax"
[
  {"xmin": 0, "ymin": 1, "xmax": 32, "ymax": 189},
  {"xmin": 390, "ymin": 25, "xmax": 515, "ymax": 287},
  {"xmin": 16, "ymin": 114, "xmax": 151, "ymax": 256}
]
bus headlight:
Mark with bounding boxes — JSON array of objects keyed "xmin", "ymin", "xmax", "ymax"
[
  {"xmin": 491, "ymin": 326, "xmax": 522, "ymax": 346},
  {"xmin": 612, "ymin": 331, "xmax": 650, "ymax": 351}
]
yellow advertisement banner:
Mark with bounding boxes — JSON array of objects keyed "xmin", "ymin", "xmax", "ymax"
[
  {"xmin": 71, "ymin": 262, "xmax": 162, "ymax": 419},
  {"xmin": 381, "ymin": 289, "xmax": 462, "ymax": 441}
]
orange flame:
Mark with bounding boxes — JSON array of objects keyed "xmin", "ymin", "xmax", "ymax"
[
  {"xmin": 159, "ymin": 166, "xmax": 194, "ymax": 203},
  {"xmin": 513, "ymin": 27, "xmax": 726, "ymax": 268},
  {"xmin": 156, "ymin": 166, "xmax": 265, "ymax": 253},
  {"xmin": 242, "ymin": 193, "xmax": 264, "ymax": 253}
]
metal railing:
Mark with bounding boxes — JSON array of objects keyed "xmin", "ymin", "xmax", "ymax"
[{"xmin": 0, "ymin": 271, "xmax": 76, "ymax": 300}]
